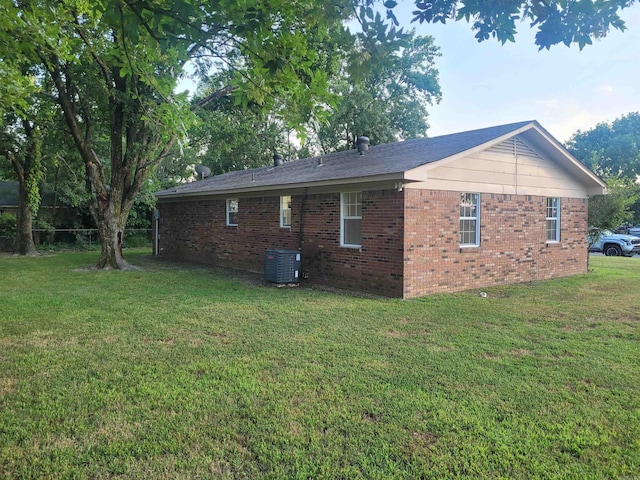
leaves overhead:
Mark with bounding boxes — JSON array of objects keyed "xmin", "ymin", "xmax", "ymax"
[{"xmin": 382, "ymin": 0, "xmax": 636, "ymax": 50}]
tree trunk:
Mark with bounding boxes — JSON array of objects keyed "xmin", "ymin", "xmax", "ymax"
[
  {"xmin": 16, "ymin": 182, "xmax": 38, "ymax": 256},
  {"xmin": 94, "ymin": 207, "xmax": 129, "ymax": 269}
]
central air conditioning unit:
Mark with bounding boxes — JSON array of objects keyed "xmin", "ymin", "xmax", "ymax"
[{"xmin": 264, "ymin": 250, "xmax": 301, "ymax": 284}]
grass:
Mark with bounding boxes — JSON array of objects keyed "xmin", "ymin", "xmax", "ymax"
[{"xmin": 0, "ymin": 250, "xmax": 638, "ymax": 479}]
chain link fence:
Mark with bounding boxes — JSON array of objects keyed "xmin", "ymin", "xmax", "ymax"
[{"xmin": 30, "ymin": 228, "xmax": 152, "ymax": 249}]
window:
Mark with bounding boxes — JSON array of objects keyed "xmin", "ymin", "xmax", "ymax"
[
  {"xmin": 341, "ymin": 192, "xmax": 362, "ymax": 247},
  {"xmin": 459, "ymin": 193, "xmax": 480, "ymax": 246},
  {"xmin": 280, "ymin": 195, "xmax": 292, "ymax": 228},
  {"xmin": 546, "ymin": 197, "xmax": 560, "ymax": 242},
  {"xmin": 226, "ymin": 198, "xmax": 238, "ymax": 226}
]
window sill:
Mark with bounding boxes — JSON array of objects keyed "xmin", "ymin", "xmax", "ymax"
[
  {"xmin": 545, "ymin": 241, "xmax": 561, "ymax": 246},
  {"xmin": 341, "ymin": 244, "xmax": 362, "ymax": 250},
  {"xmin": 459, "ymin": 245, "xmax": 480, "ymax": 252}
]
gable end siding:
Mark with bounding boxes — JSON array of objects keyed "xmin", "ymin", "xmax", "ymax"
[{"xmin": 410, "ymin": 134, "xmax": 587, "ymax": 198}]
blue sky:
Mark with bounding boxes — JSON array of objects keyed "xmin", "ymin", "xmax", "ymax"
[{"xmin": 396, "ymin": 3, "xmax": 640, "ymax": 142}]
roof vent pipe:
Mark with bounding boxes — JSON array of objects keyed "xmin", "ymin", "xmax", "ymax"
[
  {"xmin": 356, "ymin": 136, "xmax": 369, "ymax": 155},
  {"xmin": 273, "ymin": 153, "xmax": 284, "ymax": 166}
]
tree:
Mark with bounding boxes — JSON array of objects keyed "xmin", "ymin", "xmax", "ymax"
[
  {"xmin": 0, "ymin": 85, "xmax": 59, "ymax": 256},
  {"xmin": 567, "ymin": 112, "xmax": 640, "ymax": 230},
  {"xmin": 187, "ymin": 74, "xmax": 293, "ymax": 174},
  {"xmin": 312, "ymin": 31, "xmax": 441, "ymax": 153},
  {"xmin": 3, "ymin": 0, "xmax": 635, "ymax": 268},
  {"xmin": 566, "ymin": 112, "xmax": 640, "ymax": 180},
  {"xmin": 3, "ymin": 0, "xmax": 354, "ymax": 269},
  {"xmin": 386, "ymin": 0, "xmax": 636, "ymax": 49},
  {"xmin": 587, "ymin": 177, "xmax": 640, "ymax": 246}
]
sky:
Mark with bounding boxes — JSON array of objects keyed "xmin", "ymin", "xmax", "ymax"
[{"xmin": 394, "ymin": 3, "xmax": 640, "ymax": 142}]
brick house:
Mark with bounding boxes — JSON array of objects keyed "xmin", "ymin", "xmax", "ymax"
[{"xmin": 155, "ymin": 121, "xmax": 605, "ymax": 298}]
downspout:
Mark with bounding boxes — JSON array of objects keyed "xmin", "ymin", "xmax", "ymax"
[
  {"xmin": 154, "ymin": 209, "xmax": 160, "ymax": 256},
  {"xmin": 297, "ymin": 189, "xmax": 308, "ymax": 279},
  {"xmin": 514, "ymin": 137, "xmax": 518, "ymax": 195},
  {"xmin": 297, "ymin": 188, "xmax": 307, "ymax": 251}
]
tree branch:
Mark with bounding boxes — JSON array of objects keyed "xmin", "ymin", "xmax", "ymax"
[
  {"xmin": 193, "ymin": 85, "xmax": 235, "ymax": 109},
  {"xmin": 73, "ymin": 18, "xmax": 113, "ymax": 88}
]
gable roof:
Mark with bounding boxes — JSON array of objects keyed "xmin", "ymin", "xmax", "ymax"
[{"xmin": 156, "ymin": 120, "xmax": 605, "ymax": 199}]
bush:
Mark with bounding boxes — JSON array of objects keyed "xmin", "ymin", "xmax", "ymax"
[{"xmin": 0, "ymin": 214, "xmax": 17, "ymax": 251}]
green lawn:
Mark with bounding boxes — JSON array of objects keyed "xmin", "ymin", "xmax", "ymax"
[{"xmin": 0, "ymin": 250, "xmax": 638, "ymax": 479}]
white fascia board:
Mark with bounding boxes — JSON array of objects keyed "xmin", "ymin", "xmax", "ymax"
[
  {"xmin": 155, "ymin": 172, "xmax": 405, "ymax": 200},
  {"xmin": 524, "ymin": 124, "xmax": 606, "ymax": 192}
]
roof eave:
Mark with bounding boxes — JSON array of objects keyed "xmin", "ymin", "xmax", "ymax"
[
  {"xmin": 155, "ymin": 172, "xmax": 407, "ymax": 200},
  {"xmin": 525, "ymin": 123, "xmax": 606, "ymax": 191}
]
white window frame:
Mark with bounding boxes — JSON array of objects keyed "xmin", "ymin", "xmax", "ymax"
[
  {"xmin": 459, "ymin": 193, "xmax": 480, "ymax": 247},
  {"xmin": 340, "ymin": 192, "xmax": 362, "ymax": 248},
  {"xmin": 546, "ymin": 197, "xmax": 560, "ymax": 243},
  {"xmin": 226, "ymin": 198, "xmax": 238, "ymax": 226},
  {"xmin": 280, "ymin": 195, "xmax": 292, "ymax": 228}
]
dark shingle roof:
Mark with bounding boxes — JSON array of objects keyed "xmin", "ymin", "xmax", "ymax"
[{"xmin": 157, "ymin": 121, "xmax": 535, "ymax": 198}]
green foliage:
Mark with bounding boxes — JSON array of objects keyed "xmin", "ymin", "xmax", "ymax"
[
  {"xmin": 313, "ymin": 32, "xmax": 441, "ymax": 152},
  {"xmin": 185, "ymin": 71, "xmax": 293, "ymax": 173},
  {"xmin": 1, "ymin": 0, "xmax": 361, "ymax": 266},
  {"xmin": 0, "ymin": 252, "xmax": 639, "ymax": 477},
  {"xmin": 0, "ymin": 212, "xmax": 16, "ymax": 241},
  {"xmin": 567, "ymin": 112, "xmax": 640, "ymax": 180},
  {"xmin": 125, "ymin": 179, "xmax": 158, "ymax": 230},
  {"xmin": 588, "ymin": 178, "xmax": 640, "ymax": 244},
  {"xmin": 387, "ymin": 0, "xmax": 636, "ymax": 49},
  {"xmin": 191, "ymin": 107, "xmax": 290, "ymax": 174}
]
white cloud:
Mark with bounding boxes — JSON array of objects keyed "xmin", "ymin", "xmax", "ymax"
[
  {"xmin": 599, "ymin": 84, "xmax": 614, "ymax": 93},
  {"xmin": 533, "ymin": 98, "xmax": 602, "ymax": 141}
]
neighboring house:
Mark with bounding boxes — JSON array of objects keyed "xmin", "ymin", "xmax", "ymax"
[
  {"xmin": 155, "ymin": 121, "xmax": 605, "ymax": 298},
  {"xmin": 0, "ymin": 181, "xmax": 20, "ymax": 216},
  {"xmin": 0, "ymin": 181, "xmax": 60, "ymax": 217}
]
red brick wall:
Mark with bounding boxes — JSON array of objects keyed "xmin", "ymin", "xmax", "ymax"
[
  {"xmin": 157, "ymin": 190, "xmax": 405, "ymax": 297},
  {"xmin": 300, "ymin": 190, "xmax": 404, "ymax": 297},
  {"xmin": 156, "ymin": 196, "xmax": 298, "ymax": 271},
  {"xmin": 403, "ymin": 190, "xmax": 588, "ymax": 298},
  {"xmin": 157, "ymin": 189, "xmax": 588, "ymax": 298}
]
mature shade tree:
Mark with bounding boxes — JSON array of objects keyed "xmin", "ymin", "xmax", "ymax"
[
  {"xmin": 567, "ymin": 113, "xmax": 640, "ymax": 230},
  {"xmin": 566, "ymin": 112, "xmax": 640, "ymax": 180},
  {"xmin": 0, "ymin": 96, "xmax": 56, "ymax": 255},
  {"xmin": 3, "ymin": 0, "xmax": 354, "ymax": 268},
  {"xmin": 312, "ymin": 31, "xmax": 441, "ymax": 153},
  {"xmin": 189, "ymin": 102, "xmax": 291, "ymax": 174}
]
